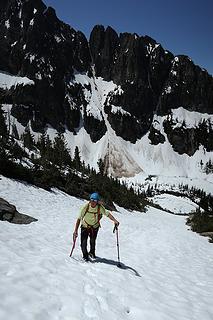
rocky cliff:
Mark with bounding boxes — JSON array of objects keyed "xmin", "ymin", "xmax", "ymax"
[{"xmin": 0, "ymin": 0, "xmax": 213, "ymax": 175}]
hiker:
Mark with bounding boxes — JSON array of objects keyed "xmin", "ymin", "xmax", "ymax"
[{"xmin": 73, "ymin": 192, "xmax": 119, "ymax": 261}]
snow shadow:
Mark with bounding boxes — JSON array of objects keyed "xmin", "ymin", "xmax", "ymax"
[{"xmin": 94, "ymin": 257, "xmax": 141, "ymax": 277}]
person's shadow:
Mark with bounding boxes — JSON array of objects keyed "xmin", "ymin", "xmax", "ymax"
[{"xmin": 93, "ymin": 257, "xmax": 141, "ymax": 277}]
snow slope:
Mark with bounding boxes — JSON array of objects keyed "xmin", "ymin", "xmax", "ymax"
[
  {"xmin": 149, "ymin": 193, "xmax": 201, "ymax": 215},
  {"xmin": 0, "ymin": 176, "xmax": 213, "ymax": 320},
  {"xmin": 0, "ymin": 70, "xmax": 34, "ymax": 89}
]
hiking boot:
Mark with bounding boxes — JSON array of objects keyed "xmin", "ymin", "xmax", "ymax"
[
  {"xmin": 89, "ymin": 252, "xmax": 96, "ymax": 259},
  {"xmin": 83, "ymin": 254, "xmax": 89, "ymax": 262}
]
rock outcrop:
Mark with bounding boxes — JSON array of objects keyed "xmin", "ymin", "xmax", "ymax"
[{"xmin": 0, "ymin": 197, "xmax": 37, "ymax": 224}]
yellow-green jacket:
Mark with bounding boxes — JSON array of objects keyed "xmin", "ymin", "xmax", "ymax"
[{"xmin": 78, "ymin": 202, "xmax": 110, "ymax": 228}]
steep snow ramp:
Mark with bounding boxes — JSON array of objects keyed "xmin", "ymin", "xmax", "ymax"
[{"xmin": 68, "ymin": 73, "xmax": 142, "ymax": 177}]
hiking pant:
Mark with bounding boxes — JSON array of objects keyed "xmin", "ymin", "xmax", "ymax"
[{"xmin": 80, "ymin": 226, "xmax": 99, "ymax": 258}]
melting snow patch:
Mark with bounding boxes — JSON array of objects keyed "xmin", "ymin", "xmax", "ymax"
[
  {"xmin": 171, "ymin": 70, "xmax": 177, "ymax": 76},
  {"xmin": 0, "ymin": 71, "xmax": 34, "ymax": 89},
  {"xmin": 165, "ymin": 85, "xmax": 172, "ymax": 94},
  {"xmin": 150, "ymin": 193, "xmax": 200, "ymax": 215},
  {"xmin": 35, "ymin": 72, "xmax": 42, "ymax": 80},
  {"xmin": 5, "ymin": 20, "xmax": 10, "ymax": 29},
  {"xmin": 54, "ymin": 35, "xmax": 62, "ymax": 43},
  {"xmin": 11, "ymin": 41, "xmax": 17, "ymax": 47},
  {"xmin": 111, "ymin": 105, "xmax": 131, "ymax": 116}
]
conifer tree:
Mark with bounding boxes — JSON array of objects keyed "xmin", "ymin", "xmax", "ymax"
[
  {"xmin": 22, "ymin": 124, "xmax": 35, "ymax": 150},
  {"xmin": 52, "ymin": 133, "xmax": 71, "ymax": 170},
  {"xmin": 37, "ymin": 133, "xmax": 47, "ymax": 156},
  {"xmin": 97, "ymin": 158, "xmax": 105, "ymax": 175},
  {"xmin": 73, "ymin": 146, "xmax": 81, "ymax": 170},
  {"xmin": 12, "ymin": 124, "xmax": 19, "ymax": 140},
  {"xmin": 0, "ymin": 106, "xmax": 7, "ymax": 137}
]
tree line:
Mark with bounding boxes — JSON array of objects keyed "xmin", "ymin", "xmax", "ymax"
[{"xmin": 0, "ymin": 106, "xmax": 146, "ymax": 211}]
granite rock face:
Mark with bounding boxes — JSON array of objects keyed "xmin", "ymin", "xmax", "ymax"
[
  {"xmin": 160, "ymin": 55, "xmax": 213, "ymax": 115},
  {"xmin": 163, "ymin": 116, "xmax": 213, "ymax": 155},
  {"xmin": 0, "ymin": 0, "xmax": 91, "ymax": 133}
]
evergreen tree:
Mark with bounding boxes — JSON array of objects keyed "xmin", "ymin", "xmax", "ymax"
[
  {"xmin": 0, "ymin": 136, "xmax": 8, "ymax": 163},
  {"xmin": 0, "ymin": 106, "xmax": 7, "ymax": 137},
  {"xmin": 9, "ymin": 139, "xmax": 26, "ymax": 163},
  {"xmin": 97, "ymin": 158, "xmax": 105, "ymax": 175},
  {"xmin": 12, "ymin": 124, "xmax": 19, "ymax": 139},
  {"xmin": 182, "ymin": 119, "xmax": 186, "ymax": 127},
  {"xmin": 37, "ymin": 133, "xmax": 47, "ymax": 156},
  {"xmin": 45, "ymin": 135, "xmax": 54, "ymax": 162},
  {"xmin": 0, "ymin": 105, "xmax": 8, "ymax": 165},
  {"xmin": 52, "ymin": 133, "xmax": 71, "ymax": 170},
  {"xmin": 22, "ymin": 124, "xmax": 35, "ymax": 150},
  {"xmin": 73, "ymin": 146, "xmax": 81, "ymax": 170},
  {"xmin": 204, "ymin": 159, "xmax": 213, "ymax": 174}
]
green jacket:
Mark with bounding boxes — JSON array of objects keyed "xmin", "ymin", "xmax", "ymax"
[{"xmin": 78, "ymin": 202, "xmax": 110, "ymax": 228}]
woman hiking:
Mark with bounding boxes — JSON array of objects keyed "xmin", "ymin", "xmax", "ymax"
[{"xmin": 73, "ymin": 192, "xmax": 119, "ymax": 261}]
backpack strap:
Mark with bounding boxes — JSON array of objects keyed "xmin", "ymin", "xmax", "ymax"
[
  {"xmin": 82, "ymin": 203, "xmax": 102, "ymax": 228},
  {"xmin": 97, "ymin": 204, "xmax": 102, "ymax": 228},
  {"xmin": 84, "ymin": 203, "xmax": 90, "ymax": 217}
]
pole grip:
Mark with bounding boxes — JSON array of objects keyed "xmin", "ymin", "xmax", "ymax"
[{"xmin": 113, "ymin": 224, "xmax": 118, "ymax": 233}]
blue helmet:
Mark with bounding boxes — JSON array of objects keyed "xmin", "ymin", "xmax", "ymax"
[{"xmin": 90, "ymin": 192, "xmax": 100, "ymax": 201}]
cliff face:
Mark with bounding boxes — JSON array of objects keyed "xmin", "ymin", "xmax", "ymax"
[
  {"xmin": 0, "ymin": 0, "xmax": 213, "ymax": 160},
  {"xmin": 0, "ymin": 0, "xmax": 91, "ymax": 132}
]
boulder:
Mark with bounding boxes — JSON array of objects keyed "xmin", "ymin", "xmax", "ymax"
[{"xmin": 0, "ymin": 197, "xmax": 37, "ymax": 224}]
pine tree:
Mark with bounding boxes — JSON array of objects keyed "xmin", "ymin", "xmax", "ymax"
[
  {"xmin": 10, "ymin": 139, "xmax": 26, "ymax": 162},
  {"xmin": 22, "ymin": 124, "xmax": 35, "ymax": 150},
  {"xmin": 97, "ymin": 158, "xmax": 105, "ymax": 175},
  {"xmin": 45, "ymin": 135, "xmax": 53, "ymax": 162},
  {"xmin": 52, "ymin": 133, "xmax": 71, "ymax": 170},
  {"xmin": 12, "ymin": 124, "xmax": 19, "ymax": 140},
  {"xmin": 37, "ymin": 133, "xmax": 47, "ymax": 156},
  {"xmin": 0, "ymin": 105, "xmax": 7, "ymax": 137},
  {"xmin": 73, "ymin": 146, "xmax": 81, "ymax": 170}
]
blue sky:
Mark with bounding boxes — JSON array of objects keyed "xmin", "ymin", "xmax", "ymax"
[{"xmin": 44, "ymin": 0, "xmax": 213, "ymax": 75}]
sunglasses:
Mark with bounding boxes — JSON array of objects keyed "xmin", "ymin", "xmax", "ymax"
[{"xmin": 90, "ymin": 199, "xmax": 98, "ymax": 202}]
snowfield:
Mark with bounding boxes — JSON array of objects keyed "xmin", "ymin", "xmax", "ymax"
[
  {"xmin": 0, "ymin": 70, "xmax": 34, "ymax": 89},
  {"xmin": 0, "ymin": 176, "xmax": 213, "ymax": 320},
  {"xmin": 149, "ymin": 193, "xmax": 201, "ymax": 215}
]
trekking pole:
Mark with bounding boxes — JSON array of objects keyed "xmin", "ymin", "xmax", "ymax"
[
  {"xmin": 113, "ymin": 224, "xmax": 122, "ymax": 268},
  {"xmin": 69, "ymin": 234, "xmax": 77, "ymax": 257}
]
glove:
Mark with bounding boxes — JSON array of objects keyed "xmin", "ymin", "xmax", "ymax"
[
  {"xmin": 113, "ymin": 221, "xmax": 119, "ymax": 233},
  {"xmin": 115, "ymin": 220, "xmax": 119, "ymax": 227}
]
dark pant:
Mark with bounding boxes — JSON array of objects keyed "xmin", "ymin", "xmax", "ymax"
[{"xmin": 81, "ymin": 226, "xmax": 99, "ymax": 258}]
